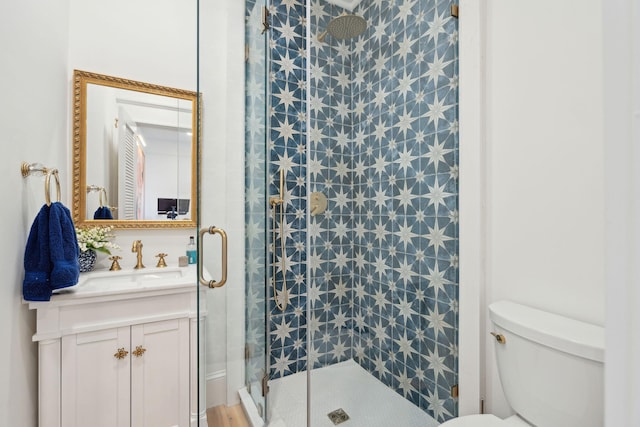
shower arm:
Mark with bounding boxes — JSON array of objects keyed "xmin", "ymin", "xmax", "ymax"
[{"xmin": 317, "ymin": 30, "xmax": 328, "ymax": 43}]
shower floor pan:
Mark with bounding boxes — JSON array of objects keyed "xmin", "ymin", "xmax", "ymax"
[{"xmin": 243, "ymin": 359, "xmax": 439, "ymax": 427}]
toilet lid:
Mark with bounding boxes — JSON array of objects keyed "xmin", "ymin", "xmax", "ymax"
[{"xmin": 441, "ymin": 414, "xmax": 505, "ymax": 427}]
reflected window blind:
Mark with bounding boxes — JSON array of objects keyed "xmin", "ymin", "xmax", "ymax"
[{"xmin": 121, "ymin": 124, "xmax": 136, "ymax": 220}]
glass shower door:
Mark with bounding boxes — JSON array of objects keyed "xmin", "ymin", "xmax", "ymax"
[
  {"xmin": 244, "ymin": 0, "xmax": 270, "ymax": 419},
  {"xmin": 241, "ymin": 0, "xmax": 459, "ymax": 425}
]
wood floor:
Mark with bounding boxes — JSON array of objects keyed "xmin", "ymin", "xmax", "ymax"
[{"xmin": 207, "ymin": 404, "xmax": 251, "ymax": 427}]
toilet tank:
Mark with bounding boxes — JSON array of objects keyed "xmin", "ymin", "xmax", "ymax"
[{"xmin": 489, "ymin": 301, "xmax": 604, "ymax": 427}]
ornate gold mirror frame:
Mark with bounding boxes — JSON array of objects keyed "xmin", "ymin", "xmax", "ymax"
[{"xmin": 72, "ymin": 70, "xmax": 198, "ymax": 229}]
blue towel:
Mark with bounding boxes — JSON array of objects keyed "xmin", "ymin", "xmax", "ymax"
[
  {"xmin": 23, "ymin": 205, "xmax": 51, "ymax": 301},
  {"xmin": 93, "ymin": 206, "xmax": 113, "ymax": 220},
  {"xmin": 49, "ymin": 202, "xmax": 80, "ymax": 290},
  {"xmin": 23, "ymin": 202, "xmax": 80, "ymax": 301}
]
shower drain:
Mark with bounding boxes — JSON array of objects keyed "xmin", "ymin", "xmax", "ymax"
[{"xmin": 327, "ymin": 408, "xmax": 350, "ymax": 425}]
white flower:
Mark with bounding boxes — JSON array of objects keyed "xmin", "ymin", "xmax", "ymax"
[{"xmin": 76, "ymin": 226, "xmax": 120, "ymax": 255}]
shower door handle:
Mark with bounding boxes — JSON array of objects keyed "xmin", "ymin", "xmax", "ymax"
[{"xmin": 198, "ymin": 226, "xmax": 228, "ymax": 288}]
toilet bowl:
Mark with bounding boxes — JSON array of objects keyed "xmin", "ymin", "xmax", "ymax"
[{"xmin": 441, "ymin": 301, "xmax": 604, "ymax": 427}]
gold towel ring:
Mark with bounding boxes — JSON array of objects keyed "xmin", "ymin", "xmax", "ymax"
[
  {"xmin": 86, "ymin": 185, "xmax": 108, "ymax": 207},
  {"xmin": 45, "ymin": 169, "xmax": 61, "ymax": 206}
]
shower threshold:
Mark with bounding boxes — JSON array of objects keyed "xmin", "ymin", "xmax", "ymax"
[{"xmin": 241, "ymin": 359, "xmax": 439, "ymax": 427}]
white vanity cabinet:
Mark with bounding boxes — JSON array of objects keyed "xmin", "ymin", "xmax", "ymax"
[
  {"xmin": 29, "ymin": 266, "xmax": 206, "ymax": 427},
  {"xmin": 61, "ymin": 319, "xmax": 189, "ymax": 427}
]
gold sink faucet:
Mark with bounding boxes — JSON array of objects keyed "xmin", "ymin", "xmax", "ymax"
[{"xmin": 132, "ymin": 240, "xmax": 145, "ymax": 269}]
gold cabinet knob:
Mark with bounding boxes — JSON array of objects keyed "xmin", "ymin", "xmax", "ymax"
[
  {"xmin": 490, "ymin": 332, "xmax": 506, "ymax": 344},
  {"xmin": 114, "ymin": 348, "xmax": 128, "ymax": 359},
  {"xmin": 132, "ymin": 345, "xmax": 147, "ymax": 357}
]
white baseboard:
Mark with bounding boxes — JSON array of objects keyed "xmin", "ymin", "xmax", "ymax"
[{"xmin": 206, "ymin": 370, "xmax": 227, "ymax": 409}]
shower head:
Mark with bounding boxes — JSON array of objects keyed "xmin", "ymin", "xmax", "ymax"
[{"xmin": 318, "ymin": 14, "xmax": 367, "ymax": 43}]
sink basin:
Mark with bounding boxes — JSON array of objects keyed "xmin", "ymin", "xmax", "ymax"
[{"xmin": 72, "ymin": 266, "xmax": 194, "ymax": 294}]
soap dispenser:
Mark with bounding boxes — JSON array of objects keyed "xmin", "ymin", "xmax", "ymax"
[{"xmin": 186, "ymin": 236, "xmax": 197, "ymax": 264}]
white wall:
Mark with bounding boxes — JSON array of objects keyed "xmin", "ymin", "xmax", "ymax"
[
  {"xmin": 68, "ymin": 0, "xmax": 197, "ymax": 91},
  {"xmin": 460, "ymin": 0, "xmax": 606, "ymax": 418},
  {"xmin": 84, "ymin": 84, "xmax": 113, "ymax": 206},
  {"xmin": 0, "ymin": 0, "xmax": 70, "ymax": 425},
  {"xmin": 143, "ymin": 138, "xmax": 192, "ymax": 221},
  {"xmin": 602, "ymin": 0, "xmax": 640, "ymax": 425},
  {"xmin": 458, "ymin": 0, "xmax": 484, "ymax": 415}
]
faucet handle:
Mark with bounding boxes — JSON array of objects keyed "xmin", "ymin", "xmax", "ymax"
[
  {"xmin": 109, "ymin": 255, "xmax": 122, "ymax": 271},
  {"xmin": 155, "ymin": 253, "xmax": 168, "ymax": 268}
]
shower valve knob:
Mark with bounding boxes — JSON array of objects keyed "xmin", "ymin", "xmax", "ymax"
[{"xmin": 310, "ymin": 192, "xmax": 327, "ymax": 216}]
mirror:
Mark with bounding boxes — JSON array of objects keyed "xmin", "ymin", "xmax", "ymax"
[{"xmin": 72, "ymin": 70, "xmax": 197, "ymax": 229}]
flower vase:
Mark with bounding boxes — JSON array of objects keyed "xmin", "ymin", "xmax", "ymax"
[{"xmin": 78, "ymin": 249, "xmax": 97, "ymax": 272}]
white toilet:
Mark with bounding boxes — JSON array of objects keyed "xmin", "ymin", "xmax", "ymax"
[{"xmin": 442, "ymin": 300, "xmax": 604, "ymax": 427}]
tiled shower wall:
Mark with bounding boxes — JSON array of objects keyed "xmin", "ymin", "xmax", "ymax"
[
  {"xmin": 306, "ymin": 0, "xmax": 356, "ymax": 372},
  {"xmin": 246, "ymin": 0, "xmax": 459, "ymax": 422},
  {"xmin": 348, "ymin": 0, "xmax": 459, "ymax": 420}
]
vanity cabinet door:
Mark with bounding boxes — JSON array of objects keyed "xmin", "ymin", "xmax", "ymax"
[
  {"xmin": 130, "ymin": 318, "xmax": 190, "ymax": 427},
  {"xmin": 62, "ymin": 327, "xmax": 131, "ymax": 427}
]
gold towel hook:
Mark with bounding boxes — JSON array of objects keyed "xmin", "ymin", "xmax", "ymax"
[
  {"xmin": 44, "ymin": 169, "xmax": 61, "ymax": 206},
  {"xmin": 20, "ymin": 161, "xmax": 49, "ymax": 177}
]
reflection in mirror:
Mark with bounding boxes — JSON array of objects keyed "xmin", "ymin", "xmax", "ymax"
[{"xmin": 73, "ymin": 70, "xmax": 197, "ymax": 229}]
